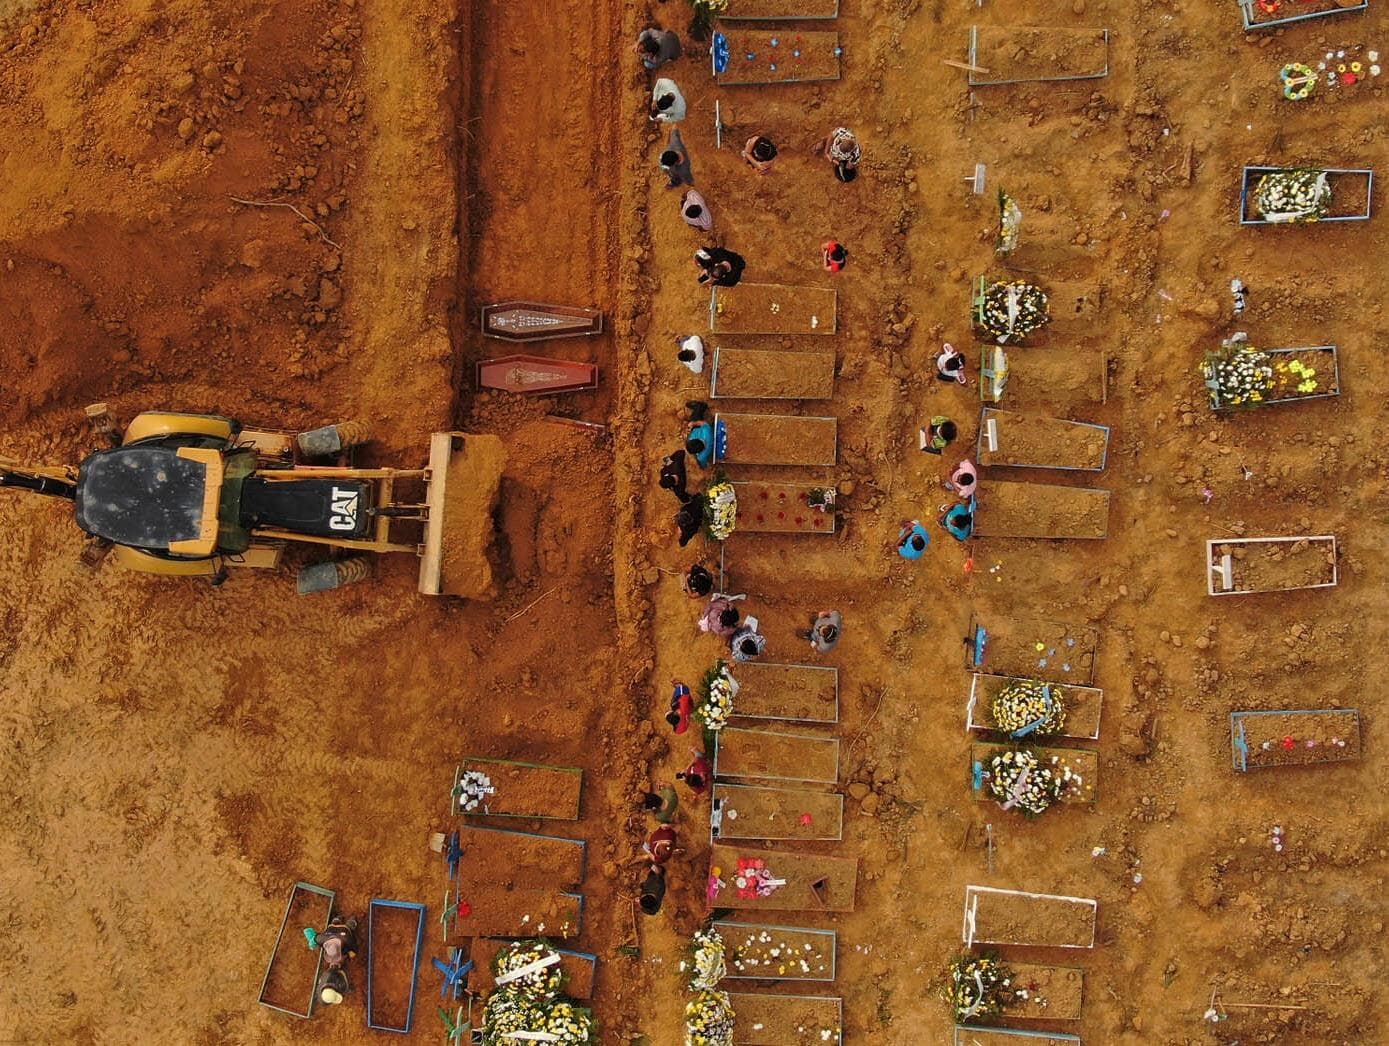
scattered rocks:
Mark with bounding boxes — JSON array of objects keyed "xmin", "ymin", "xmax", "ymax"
[
  {"xmin": 201, "ymin": 130, "xmax": 223, "ymax": 150},
  {"xmin": 176, "ymin": 117, "xmax": 195, "ymax": 141}
]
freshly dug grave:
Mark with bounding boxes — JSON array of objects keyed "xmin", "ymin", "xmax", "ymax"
[
  {"xmin": 713, "ymin": 783, "xmax": 844, "ymax": 841},
  {"xmin": 732, "ymin": 662, "xmax": 839, "ymax": 722},
  {"xmin": 452, "ymin": 888, "xmax": 584, "ymax": 940},
  {"xmin": 979, "ymin": 409, "xmax": 1108, "ymax": 470},
  {"xmin": 1236, "ymin": 709, "xmax": 1361, "ymax": 769},
  {"xmin": 258, "ymin": 885, "xmax": 333, "ymax": 1014},
  {"xmin": 455, "ymin": 757, "xmax": 583, "ymax": 819},
  {"xmin": 714, "ymin": 30, "xmax": 843, "ymax": 86},
  {"xmin": 969, "ymin": 26, "xmax": 1110, "ymax": 82},
  {"xmin": 988, "ymin": 345, "xmax": 1107, "ymax": 407},
  {"xmin": 716, "ymin": 412, "xmax": 837, "ymax": 466},
  {"xmin": 716, "ymin": 921, "xmax": 837, "ymax": 981},
  {"xmin": 974, "ymin": 479, "xmax": 1110, "ymax": 539},
  {"xmin": 974, "ymin": 619, "xmax": 1098, "ymax": 685},
  {"xmin": 729, "ymin": 992, "xmax": 842, "ymax": 1044},
  {"xmin": 711, "ymin": 284, "xmax": 837, "ymax": 335},
  {"xmin": 732, "ymin": 482, "xmax": 837, "ymax": 534},
  {"xmin": 715, "ymin": 726, "xmax": 840, "ymax": 783},
  {"xmin": 967, "ymin": 887, "xmax": 1096, "ymax": 948},
  {"xmin": 367, "ymin": 903, "xmax": 422, "ymax": 1031},
  {"xmin": 712, "ymin": 347, "xmax": 835, "ymax": 400},
  {"xmin": 1213, "ymin": 536, "xmax": 1337, "ymax": 594},
  {"xmin": 709, "ymin": 845, "xmax": 858, "ymax": 912},
  {"xmin": 721, "ymin": 0, "xmax": 840, "ymax": 18},
  {"xmin": 456, "ymin": 827, "xmax": 587, "ymax": 890},
  {"xmin": 1002, "ymin": 962, "xmax": 1085, "ymax": 1021}
]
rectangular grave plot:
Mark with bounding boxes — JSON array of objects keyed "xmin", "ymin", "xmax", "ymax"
[
  {"xmin": 732, "ymin": 662, "xmax": 840, "ymax": 723},
  {"xmin": 1002, "ymin": 962, "xmax": 1085, "ymax": 1021},
  {"xmin": 974, "ymin": 479, "xmax": 1110, "ymax": 539},
  {"xmin": 966, "ymin": 675, "xmax": 1103, "ymax": 740},
  {"xmin": 980, "ymin": 345, "xmax": 1107, "ymax": 407},
  {"xmin": 969, "ymin": 743, "xmax": 1098, "ymax": 806},
  {"xmin": 711, "ymin": 284, "xmax": 837, "ymax": 335},
  {"xmin": 733, "ymin": 482, "xmax": 838, "ymax": 535},
  {"xmin": 711, "ymin": 347, "xmax": 835, "ymax": 400},
  {"xmin": 467, "ymin": 939, "xmax": 598, "ymax": 999},
  {"xmin": 258, "ymin": 882, "xmax": 335, "ymax": 1018},
  {"xmin": 710, "ymin": 844, "xmax": 857, "ymax": 912},
  {"xmin": 456, "ymin": 827, "xmax": 586, "ymax": 889},
  {"xmin": 1230, "ymin": 708, "xmax": 1361, "ymax": 771},
  {"xmin": 713, "ymin": 784, "xmax": 844, "ymax": 841},
  {"xmin": 715, "ymin": 413, "xmax": 837, "ymax": 467},
  {"xmin": 454, "ymin": 757, "xmax": 582, "ymax": 819},
  {"xmin": 1206, "ymin": 346, "xmax": 1339, "ymax": 411},
  {"xmin": 978, "ymin": 409, "xmax": 1110, "ymax": 471},
  {"xmin": 1239, "ymin": 167, "xmax": 1374, "ymax": 224},
  {"xmin": 714, "ymin": 922, "xmax": 837, "ymax": 981},
  {"xmin": 730, "ymin": 993, "xmax": 843, "ymax": 1044},
  {"xmin": 966, "ymin": 616, "xmax": 1098, "ymax": 684},
  {"xmin": 366, "ymin": 900, "xmax": 426, "ymax": 1033},
  {"xmin": 1242, "ymin": 0, "xmax": 1368, "ymax": 32},
  {"xmin": 451, "ymin": 890, "xmax": 584, "ymax": 940},
  {"xmin": 968, "ymin": 26, "xmax": 1110, "ymax": 85},
  {"xmin": 722, "ymin": 0, "xmax": 840, "ymax": 19},
  {"xmin": 1206, "ymin": 536, "xmax": 1338, "ymax": 596},
  {"xmin": 963, "ymin": 885, "xmax": 1097, "ymax": 949},
  {"xmin": 713, "ymin": 30, "xmax": 842, "ymax": 85},
  {"xmin": 954, "ymin": 1028, "xmax": 1081, "ymax": 1045},
  {"xmin": 715, "ymin": 727, "xmax": 840, "ymax": 783}
]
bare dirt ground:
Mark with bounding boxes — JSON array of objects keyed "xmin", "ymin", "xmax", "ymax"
[{"xmin": 1, "ymin": 0, "xmax": 1388, "ymax": 1044}]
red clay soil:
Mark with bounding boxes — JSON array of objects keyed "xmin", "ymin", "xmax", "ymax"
[
  {"xmin": 990, "ymin": 345, "xmax": 1107, "ymax": 409},
  {"xmin": 716, "ymin": 726, "xmax": 840, "ymax": 783},
  {"xmin": 712, "ymin": 283, "xmax": 837, "ymax": 335},
  {"xmin": 455, "ymin": 828, "xmax": 587, "ymax": 890},
  {"xmin": 1004, "ymin": 961, "xmax": 1085, "ymax": 1021},
  {"xmin": 367, "ymin": 904, "xmax": 422, "ymax": 1032},
  {"xmin": 729, "ymin": 992, "xmax": 843, "ymax": 1044},
  {"xmin": 732, "ymin": 662, "xmax": 840, "ymax": 722},
  {"xmin": 1214, "ymin": 536, "xmax": 1337, "ymax": 593},
  {"xmin": 714, "ymin": 30, "xmax": 842, "ymax": 86},
  {"xmin": 722, "ymin": 0, "xmax": 840, "ymax": 17},
  {"xmin": 452, "ymin": 888, "xmax": 584, "ymax": 941},
  {"xmin": 1237, "ymin": 710, "xmax": 1361, "ymax": 769},
  {"xmin": 975, "ymin": 619, "xmax": 1098, "ymax": 684},
  {"xmin": 713, "ymin": 347, "xmax": 835, "ymax": 399},
  {"xmin": 979, "ymin": 409, "xmax": 1109, "ymax": 470},
  {"xmin": 716, "ymin": 921, "xmax": 837, "ymax": 981},
  {"xmin": 969, "ymin": 888, "xmax": 1096, "ymax": 949},
  {"xmin": 714, "ymin": 783, "xmax": 844, "ymax": 840},
  {"xmin": 969, "ymin": 26, "xmax": 1111, "ymax": 82},
  {"xmin": 259, "ymin": 885, "xmax": 333, "ymax": 1014},
  {"xmin": 975, "ymin": 478, "xmax": 1110, "ymax": 539},
  {"xmin": 456, "ymin": 758, "xmax": 583, "ymax": 819},
  {"xmin": 717, "ymin": 412, "xmax": 837, "ymax": 466}
]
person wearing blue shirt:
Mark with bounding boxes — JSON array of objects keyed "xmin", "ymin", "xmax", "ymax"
[
  {"xmin": 940, "ymin": 498, "xmax": 975, "ymax": 542},
  {"xmin": 896, "ymin": 519, "xmax": 930, "ymax": 560}
]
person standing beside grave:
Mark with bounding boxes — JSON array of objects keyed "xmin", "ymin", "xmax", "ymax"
[
  {"xmin": 650, "ymin": 78, "xmax": 687, "ymax": 122},
  {"xmin": 822, "ymin": 240, "xmax": 848, "ymax": 273},
  {"xmin": 694, "ymin": 245, "xmax": 745, "ymax": 288},
  {"xmin": 741, "ymin": 134, "xmax": 778, "ymax": 174},
  {"xmin": 677, "ymin": 750, "xmax": 713, "ymax": 795},
  {"xmin": 896, "ymin": 519, "xmax": 931, "ymax": 560},
  {"xmin": 680, "ymin": 189, "xmax": 713, "ymax": 231},
  {"xmin": 642, "ymin": 784, "xmax": 680, "ymax": 824},
  {"xmin": 311, "ymin": 914, "xmax": 359, "ymax": 1006},
  {"xmin": 644, "ymin": 823, "xmax": 679, "ymax": 866},
  {"xmin": 639, "ymin": 865, "xmax": 667, "ymax": 915},
  {"xmin": 676, "ymin": 333, "xmax": 705, "ymax": 373},
  {"xmin": 939, "ymin": 501, "xmax": 975, "ymax": 542},
  {"xmin": 813, "ymin": 126, "xmax": 861, "ymax": 182},
  {"xmin": 947, "ymin": 459, "xmax": 977, "ymax": 499},
  {"xmin": 699, "ymin": 591, "xmax": 745, "ymax": 639},
  {"xmin": 683, "ymin": 562, "xmax": 714, "ymax": 598},
  {"xmin": 666, "ymin": 679, "xmax": 694, "ymax": 733},
  {"xmin": 936, "ymin": 343, "xmax": 967, "ymax": 385},
  {"xmin": 920, "ymin": 416, "xmax": 957, "ymax": 455},
  {"xmin": 635, "ymin": 27, "xmax": 682, "ymax": 70},
  {"xmin": 660, "ymin": 448, "xmax": 691, "ymax": 503},
  {"xmin": 730, "ymin": 616, "xmax": 766, "ymax": 662},
  {"xmin": 675, "ymin": 492, "xmax": 708, "ymax": 547},
  {"xmin": 801, "ymin": 609, "xmax": 842, "ymax": 653},
  {"xmin": 660, "ymin": 129, "xmax": 694, "ymax": 189},
  {"xmin": 685, "ymin": 405, "xmax": 715, "ymax": 468}
]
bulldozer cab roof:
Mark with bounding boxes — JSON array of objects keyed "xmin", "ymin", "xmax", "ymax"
[{"xmin": 76, "ymin": 442, "xmax": 224, "ymax": 556}]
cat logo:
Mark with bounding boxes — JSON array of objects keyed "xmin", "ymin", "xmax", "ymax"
[{"xmin": 328, "ymin": 486, "xmax": 360, "ymax": 531}]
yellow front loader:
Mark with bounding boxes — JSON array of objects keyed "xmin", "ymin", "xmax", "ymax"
[{"xmin": 0, "ymin": 405, "xmax": 504, "ymax": 597}]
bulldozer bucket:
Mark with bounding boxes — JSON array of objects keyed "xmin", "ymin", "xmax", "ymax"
[{"xmin": 418, "ymin": 432, "xmax": 506, "ymax": 598}]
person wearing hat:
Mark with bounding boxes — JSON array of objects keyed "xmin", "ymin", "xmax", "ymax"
[{"xmin": 312, "ymin": 914, "xmax": 359, "ymax": 1006}]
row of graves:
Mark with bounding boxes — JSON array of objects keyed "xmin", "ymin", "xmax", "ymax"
[
  {"xmin": 942, "ymin": 40, "xmax": 1120, "ymax": 1036},
  {"xmin": 689, "ymin": 2, "xmax": 853, "ymax": 1043}
]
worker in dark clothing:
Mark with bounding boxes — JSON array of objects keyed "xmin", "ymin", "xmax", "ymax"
[
  {"xmin": 660, "ymin": 449, "xmax": 691, "ymax": 503},
  {"xmin": 683, "ymin": 562, "xmax": 714, "ymax": 598},
  {"xmin": 676, "ymin": 493, "xmax": 708, "ymax": 547},
  {"xmin": 311, "ymin": 914, "xmax": 359, "ymax": 1006},
  {"xmin": 639, "ymin": 865, "xmax": 667, "ymax": 915},
  {"xmin": 694, "ymin": 246, "xmax": 745, "ymax": 288}
]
